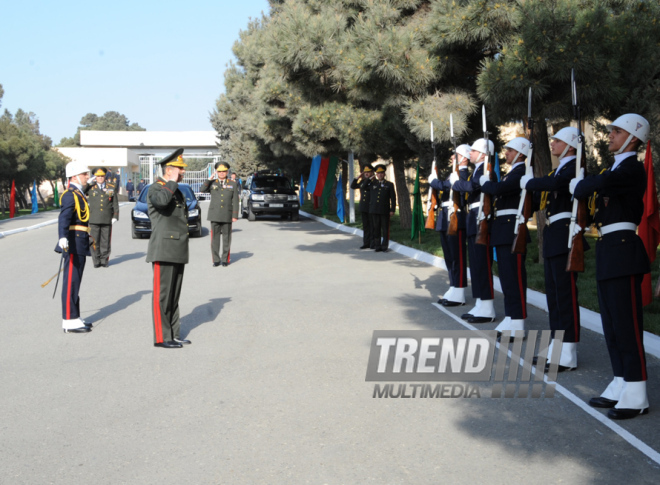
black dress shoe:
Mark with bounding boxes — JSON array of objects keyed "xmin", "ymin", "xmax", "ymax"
[
  {"xmin": 588, "ymin": 397, "xmax": 618, "ymax": 408},
  {"xmin": 359, "ymin": 245, "xmax": 370, "ymax": 249},
  {"xmin": 553, "ymin": 364, "xmax": 577, "ymax": 373},
  {"xmin": 81, "ymin": 320, "xmax": 93, "ymax": 328},
  {"xmin": 63, "ymin": 327, "xmax": 91, "ymax": 333},
  {"xmin": 375, "ymin": 247, "xmax": 383, "ymax": 252},
  {"xmin": 154, "ymin": 341, "xmax": 183, "ymax": 349},
  {"xmin": 608, "ymin": 407, "xmax": 649, "ymax": 420},
  {"xmin": 213, "ymin": 262, "xmax": 221, "ymax": 267},
  {"xmin": 222, "ymin": 262, "xmax": 229, "ymax": 267},
  {"xmin": 94, "ymin": 263, "xmax": 101, "ymax": 268},
  {"xmin": 468, "ymin": 316, "xmax": 496, "ymax": 324},
  {"xmin": 443, "ymin": 300, "xmax": 466, "ymax": 307},
  {"xmin": 174, "ymin": 338, "xmax": 191, "ymax": 345},
  {"xmin": 437, "ymin": 298, "xmax": 446, "ymax": 305},
  {"xmin": 460, "ymin": 313, "xmax": 474, "ymax": 320}
]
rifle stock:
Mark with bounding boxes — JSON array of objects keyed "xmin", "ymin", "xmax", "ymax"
[
  {"xmin": 475, "ymin": 160, "xmax": 493, "ymax": 246},
  {"xmin": 448, "ymin": 163, "xmax": 461, "ymax": 236},
  {"xmin": 565, "ymin": 197, "xmax": 587, "ymax": 272},
  {"xmin": 512, "ymin": 193, "xmax": 532, "ymax": 254}
]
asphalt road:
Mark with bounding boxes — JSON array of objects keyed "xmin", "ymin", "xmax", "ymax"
[{"xmin": 0, "ymin": 203, "xmax": 659, "ymax": 484}]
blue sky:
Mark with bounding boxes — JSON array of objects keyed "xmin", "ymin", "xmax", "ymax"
[{"xmin": 0, "ymin": 0, "xmax": 270, "ymax": 144}]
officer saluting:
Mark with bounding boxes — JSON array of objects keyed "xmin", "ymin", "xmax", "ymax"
[
  {"xmin": 350, "ymin": 164, "xmax": 375, "ymax": 249},
  {"xmin": 147, "ymin": 149, "xmax": 191, "ymax": 349},
  {"xmin": 370, "ymin": 164, "xmax": 396, "ymax": 252},
  {"xmin": 201, "ymin": 162, "xmax": 240, "ymax": 267},
  {"xmin": 570, "ymin": 114, "xmax": 652, "ymax": 419},
  {"xmin": 56, "ymin": 161, "xmax": 93, "ymax": 333},
  {"xmin": 85, "ymin": 167, "xmax": 119, "ymax": 268}
]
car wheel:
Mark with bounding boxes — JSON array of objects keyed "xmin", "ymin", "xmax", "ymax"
[
  {"xmin": 132, "ymin": 224, "xmax": 140, "ymax": 239},
  {"xmin": 248, "ymin": 206, "xmax": 256, "ymax": 221},
  {"xmin": 291, "ymin": 210, "xmax": 299, "ymax": 222}
]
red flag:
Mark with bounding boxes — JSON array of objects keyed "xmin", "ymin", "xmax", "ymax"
[
  {"xmin": 9, "ymin": 180, "xmax": 16, "ymax": 219},
  {"xmin": 638, "ymin": 141, "xmax": 660, "ymax": 306}
]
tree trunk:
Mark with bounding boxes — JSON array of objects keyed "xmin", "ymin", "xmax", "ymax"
[
  {"xmin": 532, "ymin": 118, "xmax": 553, "ymax": 262},
  {"xmin": 37, "ymin": 185, "xmax": 47, "ymax": 210},
  {"xmin": 392, "ymin": 155, "xmax": 412, "ymax": 229}
]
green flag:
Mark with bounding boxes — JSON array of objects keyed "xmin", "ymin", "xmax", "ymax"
[
  {"xmin": 321, "ymin": 156, "xmax": 339, "ymax": 214},
  {"xmin": 411, "ymin": 162, "xmax": 425, "ymax": 241},
  {"xmin": 53, "ymin": 181, "xmax": 59, "ymax": 208}
]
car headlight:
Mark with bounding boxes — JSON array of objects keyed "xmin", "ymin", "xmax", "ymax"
[
  {"xmin": 287, "ymin": 195, "xmax": 298, "ymax": 201},
  {"xmin": 133, "ymin": 210, "xmax": 149, "ymax": 220},
  {"xmin": 251, "ymin": 194, "xmax": 265, "ymax": 201},
  {"xmin": 189, "ymin": 209, "xmax": 199, "ymax": 217}
]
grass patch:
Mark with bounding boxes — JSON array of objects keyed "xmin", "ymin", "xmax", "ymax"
[
  {"xmin": 303, "ymin": 200, "xmax": 660, "ymax": 336},
  {"xmin": 0, "ymin": 207, "xmax": 58, "ymax": 221}
]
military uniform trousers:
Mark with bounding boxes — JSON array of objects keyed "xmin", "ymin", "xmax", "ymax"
[
  {"xmin": 152, "ymin": 262, "xmax": 185, "ymax": 344},
  {"xmin": 467, "ymin": 234, "xmax": 494, "ymax": 301},
  {"xmin": 495, "ymin": 246, "xmax": 527, "ymax": 319},
  {"xmin": 371, "ymin": 213, "xmax": 390, "ymax": 250},
  {"xmin": 211, "ymin": 221, "xmax": 233, "ymax": 264},
  {"xmin": 447, "ymin": 229, "xmax": 468, "ymax": 288},
  {"xmin": 544, "ymin": 253, "xmax": 580, "ymax": 343},
  {"xmin": 90, "ymin": 223, "xmax": 112, "ymax": 266},
  {"xmin": 61, "ymin": 252, "xmax": 86, "ymax": 320},
  {"xmin": 361, "ymin": 211, "xmax": 374, "ymax": 248}
]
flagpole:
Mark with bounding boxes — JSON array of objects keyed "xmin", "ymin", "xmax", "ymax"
[{"xmin": 348, "ymin": 151, "xmax": 355, "ymax": 223}]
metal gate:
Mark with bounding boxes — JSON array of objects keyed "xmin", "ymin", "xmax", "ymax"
[{"xmin": 139, "ymin": 155, "xmax": 218, "ymax": 200}]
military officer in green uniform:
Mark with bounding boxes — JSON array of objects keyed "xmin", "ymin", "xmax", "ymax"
[
  {"xmin": 201, "ymin": 162, "xmax": 240, "ymax": 267},
  {"xmin": 369, "ymin": 164, "xmax": 397, "ymax": 252},
  {"xmin": 84, "ymin": 167, "xmax": 119, "ymax": 268},
  {"xmin": 146, "ymin": 148, "xmax": 191, "ymax": 349}
]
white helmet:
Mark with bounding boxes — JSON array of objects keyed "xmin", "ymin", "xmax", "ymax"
[
  {"xmin": 65, "ymin": 160, "xmax": 90, "ymax": 178},
  {"xmin": 606, "ymin": 113, "xmax": 650, "ymax": 154},
  {"xmin": 551, "ymin": 127, "xmax": 579, "ymax": 149},
  {"xmin": 503, "ymin": 137, "xmax": 530, "ymax": 158},
  {"xmin": 456, "ymin": 144, "xmax": 472, "ymax": 160},
  {"xmin": 470, "ymin": 138, "xmax": 495, "ymax": 156}
]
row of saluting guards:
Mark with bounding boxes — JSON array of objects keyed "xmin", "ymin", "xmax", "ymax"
[
  {"xmin": 424, "ymin": 113, "xmax": 652, "ymax": 421},
  {"xmin": 55, "ymin": 151, "xmax": 240, "ymax": 350}
]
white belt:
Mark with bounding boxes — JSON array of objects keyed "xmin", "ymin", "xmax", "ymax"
[
  {"xmin": 548, "ymin": 212, "xmax": 571, "ymax": 224},
  {"xmin": 469, "ymin": 202, "xmax": 481, "ymax": 210},
  {"xmin": 494, "ymin": 209, "xmax": 517, "ymax": 217},
  {"xmin": 599, "ymin": 222, "xmax": 637, "ymax": 236},
  {"xmin": 441, "ymin": 201, "xmax": 452, "ymax": 208}
]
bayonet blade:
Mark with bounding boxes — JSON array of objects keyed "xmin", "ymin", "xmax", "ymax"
[
  {"xmin": 450, "ymin": 114, "xmax": 454, "ymax": 139},
  {"xmin": 482, "ymin": 105, "xmax": 487, "ymax": 133}
]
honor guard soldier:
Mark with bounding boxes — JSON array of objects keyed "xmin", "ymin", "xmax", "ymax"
[
  {"xmin": 350, "ymin": 164, "xmax": 375, "ymax": 249},
  {"xmin": 147, "ymin": 149, "xmax": 191, "ymax": 349},
  {"xmin": 369, "ymin": 164, "xmax": 396, "ymax": 252},
  {"xmin": 521, "ymin": 127, "xmax": 584, "ymax": 371},
  {"xmin": 85, "ymin": 167, "xmax": 119, "ymax": 268},
  {"xmin": 201, "ymin": 162, "xmax": 240, "ymax": 266},
  {"xmin": 571, "ymin": 114, "xmax": 651, "ymax": 419},
  {"xmin": 480, "ymin": 137, "xmax": 529, "ymax": 336},
  {"xmin": 56, "ymin": 161, "xmax": 92, "ymax": 333},
  {"xmin": 430, "ymin": 145, "xmax": 471, "ymax": 306},
  {"xmin": 452, "ymin": 139, "xmax": 496, "ymax": 322}
]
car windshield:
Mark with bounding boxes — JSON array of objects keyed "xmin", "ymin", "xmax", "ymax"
[
  {"xmin": 137, "ymin": 183, "xmax": 196, "ymax": 204},
  {"xmin": 252, "ymin": 177, "xmax": 290, "ymax": 190}
]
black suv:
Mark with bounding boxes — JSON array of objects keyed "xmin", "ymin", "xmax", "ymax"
[{"xmin": 241, "ymin": 172, "xmax": 299, "ymax": 221}]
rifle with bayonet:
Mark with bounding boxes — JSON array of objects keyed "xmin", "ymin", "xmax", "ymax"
[
  {"xmin": 476, "ymin": 105, "xmax": 494, "ymax": 246},
  {"xmin": 425, "ymin": 121, "xmax": 440, "ymax": 230},
  {"xmin": 512, "ymin": 88, "xmax": 534, "ymax": 254},
  {"xmin": 566, "ymin": 69, "xmax": 588, "ymax": 272},
  {"xmin": 448, "ymin": 113, "xmax": 461, "ymax": 236}
]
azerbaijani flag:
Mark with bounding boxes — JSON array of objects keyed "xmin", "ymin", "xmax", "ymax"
[
  {"xmin": 306, "ymin": 155, "xmax": 326, "ymax": 195},
  {"xmin": 336, "ymin": 173, "xmax": 345, "ymax": 223},
  {"xmin": 639, "ymin": 141, "xmax": 660, "ymax": 306},
  {"xmin": 31, "ymin": 180, "xmax": 38, "ymax": 214},
  {"xmin": 321, "ymin": 156, "xmax": 339, "ymax": 213}
]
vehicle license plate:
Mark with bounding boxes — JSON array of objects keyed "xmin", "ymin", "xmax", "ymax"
[{"xmin": 270, "ymin": 204, "xmax": 283, "ymax": 207}]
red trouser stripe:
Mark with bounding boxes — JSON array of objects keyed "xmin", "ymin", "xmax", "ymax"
[
  {"xmin": 630, "ymin": 276, "xmax": 647, "ymax": 380},
  {"xmin": 458, "ymin": 230, "xmax": 465, "ymax": 287},
  {"xmin": 571, "ymin": 272, "xmax": 579, "ymax": 340},
  {"xmin": 516, "ymin": 253, "xmax": 527, "ymax": 318},
  {"xmin": 486, "ymin": 235, "xmax": 494, "ymax": 298},
  {"xmin": 210, "ymin": 228, "xmax": 214, "ymax": 262},
  {"xmin": 227, "ymin": 249, "xmax": 230, "ymax": 263},
  {"xmin": 66, "ymin": 255, "xmax": 74, "ymax": 319},
  {"xmin": 153, "ymin": 262, "xmax": 163, "ymax": 343}
]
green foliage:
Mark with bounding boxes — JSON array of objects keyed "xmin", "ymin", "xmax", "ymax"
[{"xmin": 58, "ymin": 111, "xmax": 146, "ymax": 146}]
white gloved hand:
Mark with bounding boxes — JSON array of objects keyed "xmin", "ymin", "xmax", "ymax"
[
  {"xmin": 525, "ymin": 165, "xmax": 533, "ymax": 177},
  {"xmin": 428, "ymin": 170, "xmax": 438, "ymax": 184},
  {"xmin": 479, "ymin": 174, "xmax": 489, "ymax": 186},
  {"xmin": 449, "ymin": 172, "xmax": 459, "ymax": 185},
  {"xmin": 572, "ymin": 223, "xmax": 584, "ymax": 237},
  {"xmin": 520, "ymin": 174, "xmax": 533, "ymax": 189},
  {"xmin": 111, "ymin": 218, "xmax": 117, "ymax": 225},
  {"xmin": 59, "ymin": 237, "xmax": 69, "ymax": 250}
]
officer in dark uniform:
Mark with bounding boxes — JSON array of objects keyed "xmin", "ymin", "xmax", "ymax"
[
  {"xmin": 481, "ymin": 137, "xmax": 530, "ymax": 335},
  {"xmin": 201, "ymin": 162, "xmax": 240, "ymax": 266},
  {"xmin": 137, "ymin": 179, "xmax": 146, "ymax": 197},
  {"xmin": 369, "ymin": 164, "xmax": 396, "ymax": 252},
  {"xmin": 431, "ymin": 145, "xmax": 471, "ymax": 306},
  {"xmin": 521, "ymin": 127, "xmax": 583, "ymax": 371},
  {"xmin": 350, "ymin": 164, "xmax": 375, "ymax": 249},
  {"xmin": 451, "ymin": 139, "xmax": 496, "ymax": 322},
  {"xmin": 571, "ymin": 113, "xmax": 651, "ymax": 419},
  {"xmin": 56, "ymin": 161, "xmax": 92, "ymax": 333},
  {"xmin": 146, "ymin": 148, "xmax": 191, "ymax": 349},
  {"xmin": 84, "ymin": 167, "xmax": 119, "ymax": 268},
  {"xmin": 126, "ymin": 179, "xmax": 135, "ymax": 201}
]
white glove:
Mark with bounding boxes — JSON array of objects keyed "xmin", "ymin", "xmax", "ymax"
[
  {"xmin": 479, "ymin": 174, "xmax": 489, "ymax": 186},
  {"xmin": 572, "ymin": 223, "xmax": 583, "ymax": 237},
  {"xmin": 520, "ymin": 174, "xmax": 533, "ymax": 189},
  {"xmin": 428, "ymin": 170, "xmax": 438, "ymax": 184},
  {"xmin": 111, "ymin": 218, "xmax": 117, "ymax": 225},
  {"xmin": 568, "ymin": 168, "xmax": 584, "ymax": 195},
  {"xmin": 59, "ymin": 237, "xmax": 69, "ymax": 250},
  {"xmin": 449, "ymin": 172, "xmax": 459, "ymax": 185}
]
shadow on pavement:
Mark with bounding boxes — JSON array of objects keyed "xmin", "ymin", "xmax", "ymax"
[
  {"xmin": 229, "ymin": 251, "xmax": 253, "ymax": 264},
  {"xmin": 180, "ymin": 297, "xmax": 230, "ymax": 337},
  {"xmin": 110, "ymin": 251, "xmax": 146, "ymax": 265},
  {"xmin": 85, "ymin": 290, "xmax": 151, "ymax": 324}
]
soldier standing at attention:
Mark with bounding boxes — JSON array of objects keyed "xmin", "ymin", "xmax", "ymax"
[
  {"xmin": 126, "ymin": 179, "xmax": 135, "ymax": 201},
  {"xmin": 147, "ymin": 149, "xmax": 191, "ymax": 349},
  {"xmin": 201, "ymin": 162, "xmax": 240, "ymax": 267},
  {"xmin": 350, "ymin": 164, "xmax": 375, "ymax": 249},
  {"xmin": 56, "ymin": 161, "xmax": 93, "ymax": 333},
  {"xmin": 369, "ymin": 164, "xmax": 396, "ymax": 252},
  {"xmin": 85, "ymin": 167, "xmax": 119, "ymax": 268},
  {"xmin": 480, "ymin": 137, "xmax": 529, "ymax": 335},
  {"xmin": 571, "ymin": 114, "xmax": 651, "ymax": 419},
  {"xmin": 521, "ymin": 127, "xmax": 583, "ymax": 371}
]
